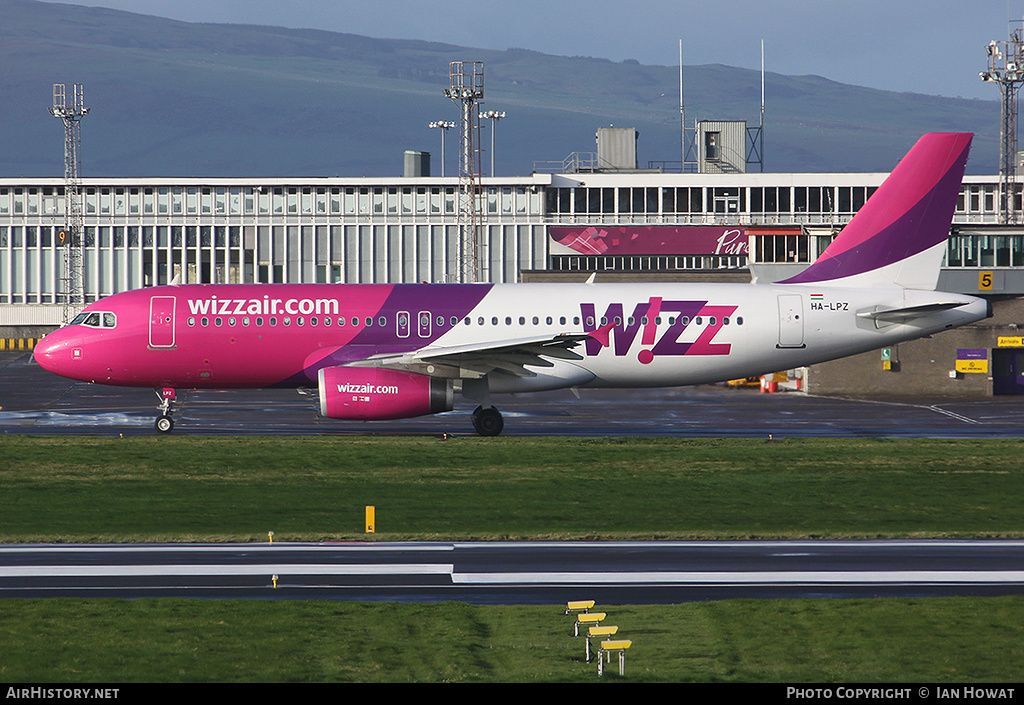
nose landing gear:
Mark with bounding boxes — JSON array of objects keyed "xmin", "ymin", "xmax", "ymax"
[{"xmin": 154, "ymin": 387, "xmax": 177, "ymax": 433}]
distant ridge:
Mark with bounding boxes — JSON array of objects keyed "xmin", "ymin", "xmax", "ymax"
[{"xmin": 0, "ymin": 0, "xmax": 1000, "ymax": 177}]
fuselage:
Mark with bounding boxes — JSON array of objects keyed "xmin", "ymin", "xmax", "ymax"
[{"xmin": 34, "ymin": 281, "xmax": 990, "ymax": 393}]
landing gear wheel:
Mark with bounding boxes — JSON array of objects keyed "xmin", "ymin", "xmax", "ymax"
[
  {"xmin": 471, "ymin": 406, "xmax": 504, "ymax": 437},
  {"xmin": 155, "ymin": 414, "xmax": 174, "ymax": 434}
]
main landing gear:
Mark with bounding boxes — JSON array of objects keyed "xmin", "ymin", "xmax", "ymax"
[
  {"xmin": 154, "ymin": 387, "xmax": 177, "ymax": 433},
  {"xmin": 471, "ymin": 405, "xmax": 504, "ymax": 437}
]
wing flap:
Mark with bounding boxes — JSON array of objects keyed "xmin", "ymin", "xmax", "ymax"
[{"xmin": 352, "ymin": 330, "xmax": 597, "ymax": 378}]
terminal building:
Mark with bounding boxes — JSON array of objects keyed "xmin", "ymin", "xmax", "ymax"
[{"xmin": 3, "ymin": 126, "xmax": 1024, "ymax": 396}]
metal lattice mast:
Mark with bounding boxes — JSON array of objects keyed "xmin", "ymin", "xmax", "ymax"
[
  {"xmin": 49, "ymin": 83, "xmax": 89, "ymax": 322},
  {"xmin": 982, "ymin": 28, "xmax": 1024, "ymax": 224},
  {"xmin": 444, "ymin": 62, "xmax": 485, "ymax": 283}
]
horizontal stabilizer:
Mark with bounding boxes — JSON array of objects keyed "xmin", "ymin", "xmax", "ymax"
[{"xmin": 856, "ymin": 301, "xmax": 972, "ymax": 323}]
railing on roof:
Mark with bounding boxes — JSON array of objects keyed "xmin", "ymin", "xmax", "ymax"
[{"xmin": 532, "ymin": 152, "xmax": 599, "ymax": 174}]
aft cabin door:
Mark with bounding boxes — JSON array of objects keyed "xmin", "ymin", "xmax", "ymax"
[
  {"xmin": 777, "ymin": 294, "xmax": 805, "ymax": 348},
  {"xmin": 149, "ymin": 296, "xmax": 176, "ymax": 349}
]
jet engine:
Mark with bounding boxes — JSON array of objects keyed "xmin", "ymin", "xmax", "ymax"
[{"xmin": 317, "ymin": 366, "xmax": 453, "ymax": 420}]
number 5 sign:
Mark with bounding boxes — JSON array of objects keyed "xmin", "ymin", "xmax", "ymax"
[{"xmin": 979, "ymin": 271, "xmax": 994, "ymax": 291}]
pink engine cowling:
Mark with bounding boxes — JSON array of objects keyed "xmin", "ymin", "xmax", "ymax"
[{"xmin": 318, "ymin": 366, "xmax": 454, "ymax": 420}]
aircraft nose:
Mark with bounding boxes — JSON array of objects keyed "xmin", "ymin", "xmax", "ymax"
[{"xmin": 34, "ymin": 330, "xmax": 74, "ymax": 376}]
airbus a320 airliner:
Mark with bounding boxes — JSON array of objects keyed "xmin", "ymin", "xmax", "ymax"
[{"xmin": 35, "ymin": 133, "xmax": 990, "ymax": 435}]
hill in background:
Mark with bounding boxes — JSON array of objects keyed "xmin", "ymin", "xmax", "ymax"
[{"xmin": 0, "ymin": 0, "xmax": 1002, "ymax": 177}]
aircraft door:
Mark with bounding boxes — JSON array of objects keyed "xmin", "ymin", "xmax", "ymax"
[
  {"xmin": 149, "ymin": 296, "xmax": 176, "ymax": 348},
  {"xmin": 777, "ymin": 294, "xmax": 805, "ymax": 348}
]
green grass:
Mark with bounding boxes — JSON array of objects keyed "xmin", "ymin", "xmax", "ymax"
[
  {"xmin": 2, "ymin": 436, "xmax": 1024, "ymax": 542},
  {"xmin": 1, "ymin": 597, "xmax": 1021, "ymax": 682},
  {"xmin": 3, "ymin": 435, "xmax": 1023, "ymax": 682}
]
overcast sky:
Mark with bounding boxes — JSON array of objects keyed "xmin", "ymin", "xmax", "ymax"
[{"xmin": 37, "ymin": 0, "xmax": 1024, "ymax": 101}]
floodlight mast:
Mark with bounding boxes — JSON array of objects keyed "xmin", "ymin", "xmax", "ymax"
[
  {"xmin": 444, "ymin": 62, "xmax": 485, "ymax": 283},
  {"xmin": 981, "ymin": 25, "xmax": 1024, "ymax": 224},
  {"xmin": 479, "ymin": 110, "xmax": 506, "ymax": 177},
  {"xmin": 428, "ymin": 120, "xmax": 455, "ymax": 177},
  {"xmin": 49, "ymin": 83, "xmax": 89, "ymax": 324}
]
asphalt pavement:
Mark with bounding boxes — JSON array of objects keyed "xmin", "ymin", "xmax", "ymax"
[{"xmin": 3, "ymin": 350, "xmax": 1024, "ymax": 437}]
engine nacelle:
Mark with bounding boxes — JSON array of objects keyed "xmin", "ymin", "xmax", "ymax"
[{"xmin": 318, "ymin": 366, "xmax": 453, "ymax": 420}]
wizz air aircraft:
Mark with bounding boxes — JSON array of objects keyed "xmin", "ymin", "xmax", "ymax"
[{"xmin": 34, "ymin": 133, "xmax": 990, "ymax": 435}]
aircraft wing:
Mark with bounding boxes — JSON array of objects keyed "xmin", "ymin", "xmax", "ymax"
[{"xmin": 350, "ymin": 328, "xmax": 609, "ymax": 378}]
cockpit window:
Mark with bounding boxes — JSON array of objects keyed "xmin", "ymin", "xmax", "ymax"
[{"xmin": 70, "ymin": 311, "xmax": 117, "ymax": 329}]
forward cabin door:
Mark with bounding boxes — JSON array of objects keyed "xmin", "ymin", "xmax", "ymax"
[
  {"xmin": 777, "ymin": 294, "xmax": 805, "ymax": 348},
  {"xmin": 149, "ymin": 296, "xmax": 176, "ymax": 349}
]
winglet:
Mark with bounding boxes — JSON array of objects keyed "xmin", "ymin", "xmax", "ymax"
[
  {"xmin": 779, "ymin": 133, "xmax": 972, "ymax": 290},
  {"xmin": 586, "ymin": 321, "xmax": 617, "ymax": 348}
]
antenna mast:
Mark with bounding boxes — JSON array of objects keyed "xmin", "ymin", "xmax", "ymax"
[
  {"xmin": 444, "ymin": 62, "xmax": 485, "ymax": 283},
  {"xmin": 49, "ymin": 83, "xmax": 89, "ymax": 323},
  {"xmin": 981, "ymin": 23, "xmax": 1024, "ymax": 224}
]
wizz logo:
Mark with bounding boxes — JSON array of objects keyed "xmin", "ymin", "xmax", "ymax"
[{"xmin": 581, "ymin": 298, "xmax": 737, "ymax": 363}]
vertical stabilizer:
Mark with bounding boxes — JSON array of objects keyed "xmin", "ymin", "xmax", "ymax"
[{"xmin": 779, "ymin": 133, "xmax": 972, "ymax": 290}]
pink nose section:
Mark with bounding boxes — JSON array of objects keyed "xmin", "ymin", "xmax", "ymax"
[{"xmin": 33, "ymin": 331, "xmax": 77, "ymax": 376}]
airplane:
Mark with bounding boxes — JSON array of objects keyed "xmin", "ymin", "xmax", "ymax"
[{"xmin": 34, "ymin": 132, "xmax": 990, "ymax": 436}]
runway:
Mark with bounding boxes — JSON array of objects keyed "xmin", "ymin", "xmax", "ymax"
[
  {"xmin": 4, "ymin": 350, "xmax": 1024, "ymax": 437},
  {"xmin": 3, "ymin": 540, "xmax": 1024, "ymax": 604}
]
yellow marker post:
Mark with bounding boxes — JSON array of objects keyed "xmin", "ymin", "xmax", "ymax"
[
  {"xmin": 268, "ymin": 531, "xmax": 274, "ymax": 544},
  {"xmin": 586, "ymin": 625, "xmax": 618, "ymax": 662},
  {"xmin": 565, "ymin": 600, "xmax": 595, "ymax": 615},
  {"xmin": 574, "ymin": 611, "xmax": 606, "ymax": 636},
  {"xmin": 365, "ymin": 506, "xmax": 375, "ymax": 534},
  {"xmin": 598, "ymin": 639, "xmax": 632, "ymax": 676}
]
